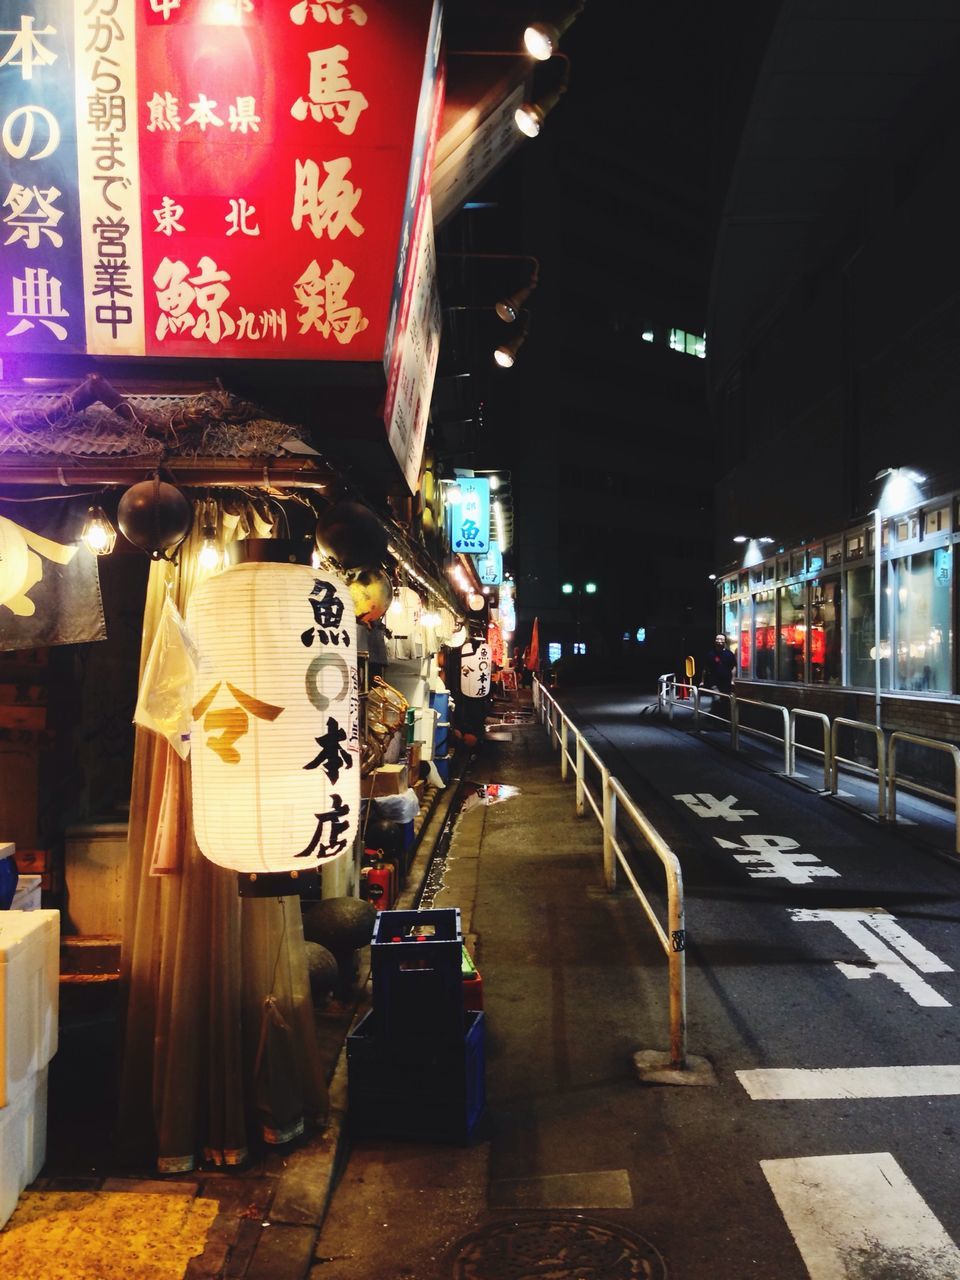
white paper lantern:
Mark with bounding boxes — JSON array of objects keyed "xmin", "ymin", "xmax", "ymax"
[
  {"xmin": 187, "ymin": 563, "xmax": 359, "ymax": 873},
  {"xmin": 460, "ymin": 639, "xmax": 492, "ymax": 699},
  {"xmin": 0, "ymin": 517, "xmax": 30, "ymax": 607}
]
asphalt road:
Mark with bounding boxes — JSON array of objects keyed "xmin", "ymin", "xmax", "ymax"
[
  {"xmin": 560, "ymin": 685, "xmax": 960, "ymax": 1279},
  {"xmin": 320, "ymin": 687, "xmax": 960, "ymax": 1279}
]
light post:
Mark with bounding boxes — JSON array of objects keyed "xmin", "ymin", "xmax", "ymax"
[
  {"xmin": 872, "ymin": 467, "xmax": 925, "ymax": 729},
  {"xmin": 561, "ymin": 580, "xmax": 598, "ymax": 655}
]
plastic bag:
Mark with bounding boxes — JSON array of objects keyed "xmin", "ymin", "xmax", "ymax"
[
  {"xmin": 134, "ymin": 594, "xmax": 198, "ymax": 759},
  {"xmin": 372, "ymin": 788, "xmax": 420, "ymax": 823}
]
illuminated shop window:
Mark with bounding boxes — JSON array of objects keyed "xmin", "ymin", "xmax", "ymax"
[
  {"xmin": 548, "ymin": 642, "xmax": 562, "ymax": 664},
  {"xmin": 668, "ymin": 328, "xmax": 706, "ymax": 358}
]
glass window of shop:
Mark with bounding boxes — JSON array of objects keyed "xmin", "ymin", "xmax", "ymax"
[
  {"xmin": 894, "ymin": 547, "xmax": 952, "ymax": 693},
  {"xmin": 738, "ymin": 595, "xmax": 752, "ymax": 677},
  {"xmin": 847, "ymin": 562, "xmax": 889, "ymax": 688},
  {"xmin": 723, "ymin": 601, "xmax": 739, "ymax": 668},
  {"xmin": 777, "ymin": 583, "xmax": 806, "ymax": 682},
  {"xmin": 754, "ymin": 590, "xmax": 776, "ymax": 680},
  {"xmin": 810, "ymin": 578, "xmax": 841, "ymax": 685}
]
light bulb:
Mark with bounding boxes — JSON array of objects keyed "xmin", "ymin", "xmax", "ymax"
[
  {"xmin": 198, "ymin": 527, "xmax": 220, "ymax": 571},
  {"xmin": 81, "ymin": 505, "xmax": 117, "ymax": 556}
]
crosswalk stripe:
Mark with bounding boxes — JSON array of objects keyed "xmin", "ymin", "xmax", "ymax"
[
  {"xmin": 738, "ymin": 1064, "xmax": 960, "ymax": 1100},
  {"xmin": 762, "ymin": 1152, "xmax": 960, "ymax": 1278}
]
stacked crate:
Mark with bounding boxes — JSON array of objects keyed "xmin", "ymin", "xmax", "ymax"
[
  {"xmin": 347, "ymin": 907, "xmax": 485, "ymax": 1144},
  {"xmin": 0, "ymin": 909, "xmax": 60, "ymax": 1226}
]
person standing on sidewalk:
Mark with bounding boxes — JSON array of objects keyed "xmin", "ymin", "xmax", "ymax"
[{"xmin": 701, "ymin": 633, "xmax": 736, "ymax": 717}]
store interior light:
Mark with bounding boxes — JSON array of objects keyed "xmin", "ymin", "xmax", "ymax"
[{"xmin": 81, "ymin": 504, "xmax": 117, "ymax": 556}]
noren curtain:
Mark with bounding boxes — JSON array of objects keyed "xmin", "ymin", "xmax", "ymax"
[{"xmin": 117, "ymin": 501, "xmax": 327, "ymax": 1172}]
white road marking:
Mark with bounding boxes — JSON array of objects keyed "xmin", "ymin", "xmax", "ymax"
[
  {"xmin": 673, "ymin": 792, "xmax": 757, "ymax": 822},
  {"xmin": 738, "ymin": 1064, "xmax": 960, "ymax": 1100},
  {"xmin": 762, "ymin": 1152, "xmax": 960, "ymax": 1278},
  {"xmin": 791, "ymin": 906, "xmax": 952, "ymax": 1007},
  {"xmin": 715, "ymin": 834, "xmax": 840, "ymax": 885}
]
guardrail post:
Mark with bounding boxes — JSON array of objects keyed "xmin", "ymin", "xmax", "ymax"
[
  {"xmin": 668, "ymin": 895, "xmax": 687, "ymax": 1071},
  {"xmin": 575, "ymin": 735, "xmax": 585, "ymax": 816},
  {"xmin": 602, "ymin": 766, "xmax": 616, "ymax": 890},
  {"xmin": 731, "ymin": 693, "xmax": 739, "ymax": 750},
  {"xmin": 561, "ymin": 718, "xmax": 569, "ymax": 780},
  {"xmin": 876, "ymin": 729, "xmax": 887, "ymax": 822},
  {"xmin": 692, "ymin": 685, "xmax": 700, "ymax": 730},
  {"xmin": 781, "ymin": 707, "xmax": 790, "ymax": 774}
]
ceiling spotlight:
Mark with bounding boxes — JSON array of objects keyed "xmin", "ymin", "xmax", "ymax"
[
  {"xmin": 494, "ymin": 315, "xmax": 530, "ymax": 368},
  {"xmin": 514, "ymin": 60, "xmax": 569, "ymax": 139},
  {"xmin": 495, "ymin": 271, "xmax": 538, "ymax": 322},
  {"xmin": 81, "ymin": 504, "xmax": 117, "ymax": 556},
  {"xmin": 523, "ymin": 3, "xmax": 584, "ymax": 59}
]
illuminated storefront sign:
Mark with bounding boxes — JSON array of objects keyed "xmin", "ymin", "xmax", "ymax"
[
  {"xmin": 474, "ymin": 542, "xmax": 502, "ymax": 586},
  {"xmin": 447, "ymin": 476, "xmax": 490, "ymax": 554},
  {"xmin": 0, "ymin": 0, "xmax": 442, "ymax": 369}
]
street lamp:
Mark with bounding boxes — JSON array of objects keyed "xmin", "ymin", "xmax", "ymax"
[
  {"xmin": 733, "ymin": 535, "xmax": 774, "ymax": 569},
  {"xmin": 871, "ymin": 467, "xmax": 925, "ymax": 728}
]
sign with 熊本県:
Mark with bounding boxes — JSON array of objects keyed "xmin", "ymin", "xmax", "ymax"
[{"xmin": 0, "ymin": 0, "xmax": 441, "ymax": 365}]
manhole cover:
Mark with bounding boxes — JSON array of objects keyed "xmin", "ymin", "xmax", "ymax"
[{"xmin": 449, "ymin": 1214, "xmax": 667, "ymax": 1279}]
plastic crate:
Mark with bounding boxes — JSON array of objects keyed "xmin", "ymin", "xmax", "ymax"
[
  {"xmin": 347, "ymin": 1009, "xmax": 485, "ymax": 1144},
  {"xmin": 370, "ymin": 908, "xmax": 464, "ymax": 1047}
]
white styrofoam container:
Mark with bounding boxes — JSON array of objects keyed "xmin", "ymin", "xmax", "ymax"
[
  {"xmin": 11, "ymin": 875, "xmax": 41, "ymax": 911},
  {"xmin": 0, "ymin": 1064, "xmax": 49, "ymax": 1228},
  {"xmin": 0, "ymin": 910, "xmax": 60, "ymax": 1107}
]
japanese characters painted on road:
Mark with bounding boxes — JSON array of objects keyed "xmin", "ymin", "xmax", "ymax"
[
  {"xmin": 446, "ymin": 477, "xmax": 490, "ymax": 555},
  {"xmin": 459, "ymin": 638, "xmax": 491, "ymax": 699},
  {"xmin": 0, "ymin": 0, "xmax": 442, "ymax": 366},
  {"xmin": 186, "ymin": 562, "xmax": 359, "ymax": 873}
]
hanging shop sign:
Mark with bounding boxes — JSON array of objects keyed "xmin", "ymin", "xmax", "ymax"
[
  {"xmin": 0, "ymin": 499, "xmax": 106, "ymax": 651},
  {"xmin": 447, "ymin": 477, "xmax": 490, "ymax": 554},
  {"xmin": 474, "ymin": 542, "xmax": 502, "ymax": 586},
  {"xmin": 0, "ymin": 0, "xmax": 441, "ymax": 368},
  {"xmin": 459, "ymin": 638, "xmax": 490, "ymax": 699},
  {"xmin": 382, "ymin": 0, "xmax": 444, "ymax": 492},
  {"xmin": 187, "ymin": 563, "xmax": 359, "ymax": 874},
  {"xmin": 498, "ymin": 580, "xmax": 516, "ymax": 636}
]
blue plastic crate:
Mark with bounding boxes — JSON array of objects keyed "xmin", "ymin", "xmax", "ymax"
[{"xmin": 347, "ymin": 1009, "xmax": 485, "ymax": 1144}]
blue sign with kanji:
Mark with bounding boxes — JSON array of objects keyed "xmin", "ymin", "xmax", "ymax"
[{"xmin": 449, "ymin": 476, "xmax": 490, "ymax": 554}]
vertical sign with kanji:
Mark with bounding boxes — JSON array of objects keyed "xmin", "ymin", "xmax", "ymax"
[
  {"xmin": 0, "ymin": 0, "xmax": 85, "ymax": 353},
  {"xmin": 448, "ymin": 476, "xmax": 490, "ymax": 555}
]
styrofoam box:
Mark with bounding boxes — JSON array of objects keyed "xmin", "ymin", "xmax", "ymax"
[
  {"xmin": 11, "ymin": 875, "xmax": 41, "ymax": 911},
  {"xmin": 0, "ymin": 910, "xmax": 60, "ymax": 1107},
  {"xmin": 0, "ymin": 1063, "xmax": 49, "ymax": 1228}
]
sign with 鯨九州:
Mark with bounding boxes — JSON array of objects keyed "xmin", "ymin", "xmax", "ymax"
[{"xmin": 0, "ymin": 0, "xmax": 441, "ymax": 367}]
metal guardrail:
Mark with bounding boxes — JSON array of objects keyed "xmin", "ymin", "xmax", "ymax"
[
  {"xmin": 534, "ymin": 678, "xmax": 687, "ymax": 1070},
  {"xmin": 788, "ymin": 708, "xmax": 832, "ymax": 791},
  {"xmin": 888, "ymin": 731, "xmax": 960, "ymax": 854},
  {"xmin": 830, "ymin": 717, "xmax": 886, "ymax": 821}
]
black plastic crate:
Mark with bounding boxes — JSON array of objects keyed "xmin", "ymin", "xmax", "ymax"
[
  {"xmin": 347, "ymin": 1009, "xmax": 486, "ymax": 1144},
  {"xmin": 370, "ymin": 907, "xmax": 464, "ymax": 1047}
]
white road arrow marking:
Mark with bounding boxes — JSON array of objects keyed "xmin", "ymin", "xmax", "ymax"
[
  {"xmin": 738, "ymin": 1064, "xmax": 960, "ymax": 1100},
  {"xmin": 715, "ymin": 834, "xmax": 840, "ymax": 885},
  {"xmin": 674, "ymin": 792, "xmax": 758, "ymax": 822},
  {"xmin": 790, "ymin": 906, "xmax": 953, "ymax": 1007},
  {"xmin": 762, "ymin": 1152, "xmax": 960, "ymax": 1278}
]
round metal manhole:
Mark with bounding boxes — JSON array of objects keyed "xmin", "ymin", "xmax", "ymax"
[{"xmin": 448, "ymin": 1214, "xmax": 667, "ymax": 1279}]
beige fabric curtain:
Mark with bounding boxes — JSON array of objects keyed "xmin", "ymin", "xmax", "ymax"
[{"xmin": 117, "ymin": 500, "xmax": 327, "ymax": 1171}]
